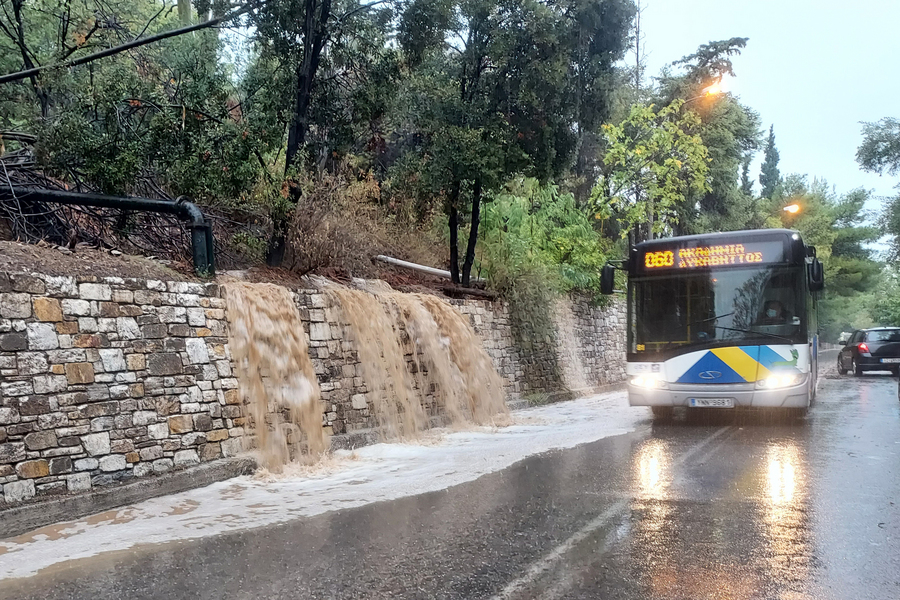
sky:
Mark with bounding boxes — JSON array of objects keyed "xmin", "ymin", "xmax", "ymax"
[{"xmin": 639, "ymin": 0, "xmax": 900, "ymax": 215}]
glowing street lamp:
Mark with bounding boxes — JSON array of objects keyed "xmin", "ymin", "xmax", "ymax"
[
  {"xmin": 683, "ymin": 84, "xmax": 724, "ymax": 105},
  {"xmin": 783, "ymin": 204, "xmax": 801, "ymax": 214}
]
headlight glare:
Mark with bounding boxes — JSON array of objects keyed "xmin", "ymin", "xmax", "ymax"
[
  {"xmin": 756, "ymin": 373, "xmax": 806, "ymax": 389},
  {"xmin": 631, "ymin": 375, "xmax": 667, "ymax": 389}
]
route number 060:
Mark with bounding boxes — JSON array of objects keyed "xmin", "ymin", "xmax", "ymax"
[{"xmin": 645, "ymin": 251, "xmax": 674, "ymax": 268}]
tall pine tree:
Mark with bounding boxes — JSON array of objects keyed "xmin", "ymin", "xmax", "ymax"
[{"xmin": 759, "ymin": 125, "xmax": 781, "ymax": 198}]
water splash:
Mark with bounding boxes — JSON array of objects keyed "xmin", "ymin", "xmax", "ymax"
[
  {"xmin": 329, "ymin": 284, "xmax": 509, "ymax": 436},
  {"xmin": 223, "ymin": 282, "xmax": 328, "ymax": 471},
  {"xmin": 326, "ymin": 287, "xmax": 427, "ymax": 440}
]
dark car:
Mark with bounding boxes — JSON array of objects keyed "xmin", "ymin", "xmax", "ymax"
[{"xmin": 838, "ymin": 328, "xmax": 900, "ymax": 376}]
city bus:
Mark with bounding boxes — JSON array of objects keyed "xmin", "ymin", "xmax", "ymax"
[{"xmin": 601, "ymin": 229, "xmax": 824, "ymax": 418}]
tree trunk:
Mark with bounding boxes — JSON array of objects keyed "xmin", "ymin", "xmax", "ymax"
[
  {"xmin": 461, "ymin": 179, "xmax": 482, "ymax": 286},
  {"xmin": 285, "ymin": 0, "xmax": 332, "ymax": 173},
  {"xmin": 11, "ymin": 0, "xmax": 50, "ymax": 118},
  {"xmin": 448, "ymin": 181, "xmax": 461, "ymax": 284}
]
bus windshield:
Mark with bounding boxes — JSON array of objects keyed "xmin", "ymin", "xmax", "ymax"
[{"xmin": 629, "ymin": 265, "xmax": 806, "ymax": 354}]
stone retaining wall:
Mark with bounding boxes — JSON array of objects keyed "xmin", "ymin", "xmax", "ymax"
[
  {"xmin": 0, "ymin": 271, "xmax": 626, "ymax": 507},
  {"xmin": 0, "ymin": 272, "xmax": 240, "ymax": 506}
]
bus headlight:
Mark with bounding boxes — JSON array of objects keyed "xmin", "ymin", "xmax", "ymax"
[
  {"xmin": 630, "ymin": 375, "xmax": 668, "ymax": 389},
  {"xmin": 756, "ymin": 373, "xmax": 807, "ymax": 389}
]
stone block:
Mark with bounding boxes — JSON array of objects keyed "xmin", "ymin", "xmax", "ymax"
[
  {"xmin": 112, "ymin": 290, "xmax": 134, "ymax": 304},
  {"xmin": 185, "ymin": 339, "xmax": 209, "ymax": 364},
  {"xmin": 81, "ymin": 432, "xmax": 111, "ymax": 456},
  {"xmin": 221, "ymin": 437, "xmax": 243, "ymax": 457},
  {"xmin": 309, "ymin": 322, "xmax": 331, "ymax": 341},
  {"xmin": 174, "ymin": 449, "xmax": 200, "ymax": 468},
  {"xmin": 152, "ymin": 458, "xmax": 174, "ymax": 474},
  {"xmin": 99, "ymin": 302, "xmax": 121, "ymax": 318},
  {"xmin": 90, "ymin": 416, "xmax": 115, "ymax": 432},
  {"xmin": 61, "ymin": 299, "xmax": 91, "ymax": 316},
  {"xmin": 199, "ymin": 442, "xmax": 221, "ymax": 461},
  {"xmin": 33, "ymin": 374, "xmax": 68, "ymax": 394},
  {"xmin": 43, "ymin": 275, "xmax": 77, "ymax": 297},
  {"xmin": 130, "ymin": 383, "xmax": 145, "ymax": 398},
  {"xmin": 192, "ymin": 413, "xmax": 214, "ymax": 432},
  {"xmin": 168, "ymin": 324, "xmax": 192, "ymax": 337},
  {"xmin": 33, "ymin": 297, "xmax": 63, "ymax": 322},
  {"xmin": 0, "ymin": 407, "xmax": 20, "ymax": 426},
  {"xmin": 139, "ymin": 446, "xmax": 163, "ymax": 461},
  {"xmin": 0, "ymin": 293, "xmax": 32, "ymax": 318},
  {"xmin": 83, "ymin": 401, "xmax": 118, "ymax": 418},
  {"xmin": 116, "ymin": 317, "xmax": 141, "ymax": 340},
  {"xmin": 17, "ymin": 459, "xmax": 49, "ymax": 479},
  {"xmin": 17, "ymin": 352, "xmax": 48, "ymax": 375},
  {"xmin": 0, "ymin": 442, "xmax": 26, "ymax": 464},
  {"xmin": 10, "ymin": 274, "xmax": 44, "ymax": 294},
  {"xmin": 67, "ymin": 472, "xmax": 92, "ymax": 492},
  {"xmin": 187, "ymin": 307, "xmax": 206, "ymax": 326},
  {"xmin": 1, "ymin": 380, "xmax": 33, "ymax": 397},
  {"xmin": 73, "ymin": 333, "xmax": 106, "ymax": 348},
  {"xmin": 147, "ymin": 423, "xmax": 169, "ymax": 440},
  {"xmin": 3, "ymin": 479, "xmax": 35, "ymax": 503},
  {"xmin": 74, "ymin": 457, "xmax": 99, "ymax": 471},
  {"xmin": 24, "ymin": 430, "xmax": 58, "ymax": 451},
  {"xmin": 158, "ymin": 306, "xmax": 187, "ymax": 324},
  {"xmin": 168, "ymin": 415, "xmax": 193, "ymax": 434},
  {"xmin": 99, "ymin": 348, "xmax": 127, "ymax": 372},
  {"xmin": 351, "ymin": 394, "xmax": 368, "ymax": 410},
  {"xmin": 26, "ymin": 322, "xmax": 59, "ymax": 350},
  {"xmin": 126, "ymin": 354, "xmax": 146, "ymax": 371},
  {"xmin": 148, "ymin": 353, "xmax": 183, "ymax": 376},
  {"xmin": 79, "ymin": 283, "xmax": 112, "ymax": 301},
  {"xmin": 99, "ymin": 454, "xmax": 127, "ymax": 472},
  {"xmin": 49, "ymin": 456, "xmax": 73, "ymax": 475},
  {"xmin": 133, "ymin": 411, "xmax": 157, "ymax": 426},
  {"xmin": 65, "ymin": 362, "xmax": 95, "ymax": 385},
  {"xmin": 206, "ymin": 429, "xmax": 229, "ymax": 442},
  {"xmin": 94, "ymin": 318, "xmax": 114, "ymax": 333},
  {"xmin": 86, "ymin": 384, "xmax": 110, "ymax": 401},
  {"xmin": 0, "ymin": 332, "xmax": 27, "ymax": 351}
]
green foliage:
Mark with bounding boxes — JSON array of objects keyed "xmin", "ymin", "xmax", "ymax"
[
  {"xmin": 759, "ymin": 125, "xmax": 781, "ymax": 199},
  {"xmin": 871, "ymin": 269, "xmax": 900, "ymax": 326},
  {"xmin": 480, "ymin": 178, "xmax": 612, "ymax": 296},
  {"xmin": 478, "ymin": 178, "xmax": 609, "ymax": 362},
  {"xmin": 591, "ymin": 101, "xmax": 710, "ymax": 239},
  {"xmin": 768, "ymin": 176, "xmax": 883, "ymax": 339},
  {"xmin": 857, "ymin": 117, "xmax": 900, "ymax": 176}
]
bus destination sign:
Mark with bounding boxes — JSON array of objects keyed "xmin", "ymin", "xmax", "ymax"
[{"xmin": 641, "ymin": 240, "xmax": 785, "ymax": 271}]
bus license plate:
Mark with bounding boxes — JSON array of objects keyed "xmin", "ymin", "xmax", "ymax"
[
  {"xmin": 880, "ymin": 358, "xmax": 900, "ymax": 363},
  {"xmin": 689, "ymin": 398, "xmax": 734, "ymax": 408}
]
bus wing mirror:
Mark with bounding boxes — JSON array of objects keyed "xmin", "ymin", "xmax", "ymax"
[
  {"xmin": 807, "ymin": 259, "xmax": 824, "ymax": 292},
  {"xmin": 600, "ymin": 264, "xmax": 616, "ymax": 295}
]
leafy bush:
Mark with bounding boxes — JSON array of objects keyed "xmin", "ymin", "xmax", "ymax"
[{"xmin": 479, "ymin": 178, "xmax": 612, "ymax": 297}]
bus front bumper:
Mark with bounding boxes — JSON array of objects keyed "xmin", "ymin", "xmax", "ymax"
[{"xmin": 627, "ymin": 381, "xmax": 810, "ymax": 409}]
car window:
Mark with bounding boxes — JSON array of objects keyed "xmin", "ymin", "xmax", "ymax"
[{"xmin": 866, "ymin": 330, "xmax": 900, "ymax": 342}]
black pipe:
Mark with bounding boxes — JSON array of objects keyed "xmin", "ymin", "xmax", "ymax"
[{"xmin": 0, "ymin": 186, "xmax": 215, "ymax": 275}]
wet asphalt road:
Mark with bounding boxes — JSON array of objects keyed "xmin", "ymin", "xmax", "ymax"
[{"xmin": 2, "ymin": 350, "xmax": 900, "ymax": 600}]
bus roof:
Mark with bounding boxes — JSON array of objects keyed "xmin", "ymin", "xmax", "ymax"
[{"xmin": 633, "ymin": 229, "xmax": 803, "ymax": 251}]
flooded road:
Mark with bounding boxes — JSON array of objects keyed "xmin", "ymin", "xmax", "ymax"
[{"xmin": 2, "ymin": 354, "xmax": 899, "ymax": 599}]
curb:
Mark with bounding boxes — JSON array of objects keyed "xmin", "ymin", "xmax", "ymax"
[{"xmin": 0, "ymin": 457, "xmax": 256, "ymax": 540}]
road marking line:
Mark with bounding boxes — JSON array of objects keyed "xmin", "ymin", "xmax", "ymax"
[{"xmin": 490, "ymin": 426, "xmax": 733, "ymax": 600}]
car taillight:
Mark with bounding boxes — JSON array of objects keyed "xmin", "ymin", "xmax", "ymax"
[{"xmin": 859, "ymin": 342, "xmax": 869, "ymax": 353}]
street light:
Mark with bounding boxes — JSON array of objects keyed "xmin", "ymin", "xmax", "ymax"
[
  {"xmin": 683, "ymin": 84, "xmax": 724, "ymax": 105},
  {"xmin": 783, "ymin": 204, "xmax": 801, "ymax": 214}
]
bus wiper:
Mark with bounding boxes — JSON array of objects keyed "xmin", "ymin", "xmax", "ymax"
[
  {"xmin": 688, "ymin": 312, "xmax": 734, "ymax": 326},
  {"xmin": 711, "ymin": 325, "xmax": 794, "ymax": 343}
]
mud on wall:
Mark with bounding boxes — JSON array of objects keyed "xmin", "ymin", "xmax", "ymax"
[{"xmin": 0, "ymin": 270, "xmax": 625, "ymax": 506}]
